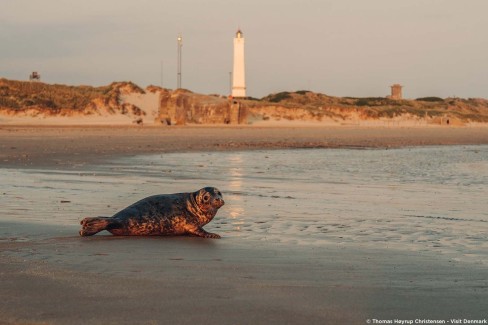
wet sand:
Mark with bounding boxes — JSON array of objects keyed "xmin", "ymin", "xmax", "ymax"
[
  {"xmin": 2, "ymin": 224, "xmax": 487, "ymax": 324},
  {"xmin": 1, "ymin": 125, "xmax": 488, "ymax": 168},
  {"xmin": 1, "ymin": 125, "xmax": 488, "ymax": 324}
]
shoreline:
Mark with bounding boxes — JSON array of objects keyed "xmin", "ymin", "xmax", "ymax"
[{"xmin": 1, "ymin": 124, "xmax": 488, "ymax": 169}]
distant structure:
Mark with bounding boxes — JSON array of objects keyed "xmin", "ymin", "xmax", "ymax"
[
  {"xmin": 232, "ymin": 29, "xmax": 246, "ymax": 98},
  {"xmin": 177, "ymin": 34, "xmax": 183, "ymax": 89},
  {"xmin": 389, "ymin": 84, "xmax": 403, "ymax": 100},
  {"xmin": 29, "ymin": 71, "xmax": 40, "ymax": 82}
]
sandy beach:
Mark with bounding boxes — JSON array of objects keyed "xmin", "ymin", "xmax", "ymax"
[
  {"xmin": 2, "ymin": 124, "xmax": 488, "ymax": 168},
  {"xmin": 1, "ymin": 125, "xmax": 488, "ymax": 324}
]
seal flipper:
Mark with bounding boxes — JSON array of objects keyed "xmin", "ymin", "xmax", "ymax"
[
  {"xmin": 186, "ymin": 226, "xmax": 221, "ymax": 239},
  {"xmin": 79, "ymin": 216, "xmax": 114, "ymax": 236}
]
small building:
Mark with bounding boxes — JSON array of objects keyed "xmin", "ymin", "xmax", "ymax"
[
  {"xmin": 389, "ymin": 84, "xmax": 403, "ymax": 100},
  {"xmin": 29, "ymin": 71, "xmax": 41, "ymax": 82}
]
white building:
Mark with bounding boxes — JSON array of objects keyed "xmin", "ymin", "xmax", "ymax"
[{"xmin": 232, "ymin": 29, "xmax": 246, "ymax": 98}]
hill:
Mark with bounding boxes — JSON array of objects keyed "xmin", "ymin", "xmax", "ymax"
[
  {"xmin": 254, "ymin": 91, "xmax": 488, "ymax": 125},
  {"xmin": 1, "ymin": 78, "xmax": 487, "ymax": 126},
  {"xmin": 0, "ymin": 78, "xmax": 148, "ymax": 123}
]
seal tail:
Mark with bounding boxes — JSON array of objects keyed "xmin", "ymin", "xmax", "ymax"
[{"xmin": 79, "ymin": 216, "xmax": 112, "ymax": 236}]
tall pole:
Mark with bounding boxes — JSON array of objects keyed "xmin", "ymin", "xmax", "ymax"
[
  {"xmin": 161, "ymin": 60, "xmax": 164, "ymax": 88},
  {"xmin": 177, "ymin": 34, "xmax": 182, "ymax": 89},
  {"xmin": 229, "ymin": 72, "xmax": 232, "ymax": 96}
]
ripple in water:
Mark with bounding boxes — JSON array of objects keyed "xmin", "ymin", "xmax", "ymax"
[{"xmin": 0, "ymin": 145, "xmax": 487, "ymax": 265}]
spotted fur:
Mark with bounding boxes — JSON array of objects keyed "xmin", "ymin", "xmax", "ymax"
[{"xmin": 79, "ymin": 187, "xmax": 224, "ymax": 239}]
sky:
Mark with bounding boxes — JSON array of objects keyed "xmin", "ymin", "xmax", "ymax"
[{"xmin": 1, "ymin": 0, "xmax": 487, "ymax": 99}]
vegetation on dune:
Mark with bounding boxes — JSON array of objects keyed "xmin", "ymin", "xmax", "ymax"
[
  {"xmin": 356, "ymin": 97, "xmax": 396, "ymax": 107},
  {"xmin": 1, "ymin": 77, "xmax": 487, "ymax": 123},
  {"xmin": 263, "ymin": 91, "xmax": 292, "ymax": 103},
  {"xmin": 257, "ymin": 88, "xmax": 488, "ymax": 123},
  {"xmin": 0, "ymin": 78, "xmax": 144, "ymax": 112},
  {"xmin": 416, "ymin": 97, "xmax": 444, "ymax": 102},
  {"xmin": 245, "ymin": 96, "xmax": 261, "ymax": 101}
]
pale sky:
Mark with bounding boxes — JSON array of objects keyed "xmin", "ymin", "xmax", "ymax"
[{"xmin": 1, "ymin": 0, "xmax": 487, "ymax": 98}]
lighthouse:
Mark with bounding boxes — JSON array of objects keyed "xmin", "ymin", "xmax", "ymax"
[{"xmin": 232, "ymin": 29, "xmax": 246, "ymax": 98}]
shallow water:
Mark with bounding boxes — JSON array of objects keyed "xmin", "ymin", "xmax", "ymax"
[{"xmin": 1, "ymin": 146, "xmax": 487, "ymax": 265}]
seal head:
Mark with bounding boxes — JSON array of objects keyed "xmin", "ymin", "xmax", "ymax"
[{"xmin": 190, "ymin": 187, "xmax": 225, "ymax": 224}]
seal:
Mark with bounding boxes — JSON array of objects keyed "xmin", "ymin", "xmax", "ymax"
[{"xmin": 79, "ymin": 187, "xmax": 224, "ymax": 239}]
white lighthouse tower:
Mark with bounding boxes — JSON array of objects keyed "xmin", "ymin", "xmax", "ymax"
[{"xmin": 232, "ymin": 29, "xmax": 246, "ymax": 98}]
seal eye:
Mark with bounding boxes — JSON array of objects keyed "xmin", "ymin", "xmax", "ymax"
[{"xmin": 203, "ymin": 193, "xmax": 211, "ymax": 202}]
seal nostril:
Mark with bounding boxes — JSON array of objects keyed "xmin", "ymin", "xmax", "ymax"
[{"xmin": 215, "ymin": 198, "xmax": 224, "ymax": 206}]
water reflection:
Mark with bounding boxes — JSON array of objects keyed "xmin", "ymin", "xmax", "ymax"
[
  {"xmin": 225, "ymin": 153, "xmax": 246, "ymax": 233},
  {"xmin": 227, "ymin": 153, "xmax": 243, "ymax": 191}
]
